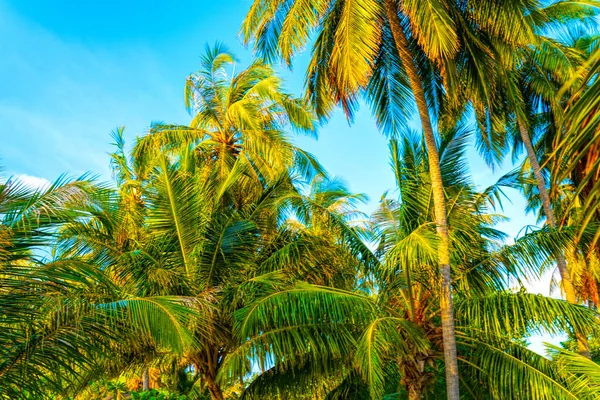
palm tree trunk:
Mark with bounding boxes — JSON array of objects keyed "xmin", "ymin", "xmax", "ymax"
[
  {"xmin": 588, "ymin": 273, "xmax": 600, "ymax": 308},
  {"xmin": 518, "ymin": 121, "xmax": 590, "ymax": 358},
  {"xmin": 408, "ymin": 387, "xmax": 422, "ymax": 400},
  {"xmin": 202, "ymin": 347, "xmax": 224, "ymax": 400},
  {"xmin": 142, "ymin": 368, "xmax": 150, "ymax": 391},
  {"xmin": 384, "ymin": 1, "xmax": 460, "ymax": 398},
  {"xmin": 401, "ymin": 358, "xmax": 429, "ymax": 400},
  {"xmin": 206, "ymin": 376, "xmax": 224, "ymax": 400}
]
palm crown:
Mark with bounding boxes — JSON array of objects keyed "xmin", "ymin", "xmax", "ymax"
[{"xmin": 220, "ymin": 127, "xmax": 599, "ymax": 399}]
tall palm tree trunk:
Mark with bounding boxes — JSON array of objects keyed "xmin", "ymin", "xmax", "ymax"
[
  {"xmin": 518, "ymin": 121, "xmax": 591, "ymax": 358},
  {"xmin": 142, "ymin": 368, "xmax": 150, "ymax": 391},
  {"xmin": 384, "ymin": 1, "xmax": 460, "ymax": 398}
]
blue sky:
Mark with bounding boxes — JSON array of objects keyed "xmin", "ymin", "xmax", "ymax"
[{"xmin": 0, "ymin": 0, "xmax": 558, "ymax": 350}]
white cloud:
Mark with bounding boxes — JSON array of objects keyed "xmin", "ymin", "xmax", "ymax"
[{"xmin": 14, "ymin": 174, "xmax": 51, "ymax": 190}]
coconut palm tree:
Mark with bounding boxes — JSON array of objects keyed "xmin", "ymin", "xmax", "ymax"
[
  {"xmin": 52, "ymin": 47, "xmax": 376, "ymax": 399},
  {"xmin": 132, "ymin": 43, "xmax": 320, "ymax": 185},
  {"xmin": 71, "ymin": 147, "xmax": 368, "ymax": 399},
  {"xmin": 0, "ymin": 171, "xmax": 200, "ymax": 399},
  {"xmin": 551, "ymin": 42, "xmax": 600, "ymax": 240},
  {"xmin": 468, "ymin": 4, "xmax": 599, "ymax": 356},
  {"xmin": 239, "ymin": 2, "xmax": 574, "ymax": 396},
  {"xmin": 542, "ymin": 35, "xmax": 600, "ymax": 319},
  {"xmin": 220, "ymin": 126, "xmax": 599, "ymax": 399}
]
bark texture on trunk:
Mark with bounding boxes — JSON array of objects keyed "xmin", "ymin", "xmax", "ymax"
[
  {"xmin": 142, "ymin": 368, "xmax": 150, "ymax": 391},
  {"xmin": 200, "ymin": 347, "xmax": 225, "ymax": 400},
  {"xmin": 400, "ymin": 357, "xmax": 431, "ymax": 400},
  {"xmin": 206, "ymin": 376, "xmax": 224, "ymax": 400},
  {"xmin": 408, "ymin": 387, "xmax": 423, "ymax": 400},
  {"xmin": 384, "ymin": 1, "xmax": 460, "ymax": 398},
  {"xmin": 587, "ymin": 271, "xmax": 600, "ymax": 307},
  {"xmin": 518, "ymin": 121, "xmax": 591, "ymax": 358}
]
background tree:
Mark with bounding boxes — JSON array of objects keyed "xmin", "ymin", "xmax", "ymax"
[
  {"xmin": 219, "ymin": 127, "xmax": 599, "ymax": 399},
  {"xmin": 0, "ymin": 172, "xmax": 199, "ymax": 399},
  {"xmin": 53, "ymin": 46, "xmax": 374, "ymax": 400},
  {"xmin": 239, "ymin": 2, "xmax": 592, "ymax": 396},
  {"xmin": 470, "ymin": 4, "xmax": 599, "ymax": 356}
]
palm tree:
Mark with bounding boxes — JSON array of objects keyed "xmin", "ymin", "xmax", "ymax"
[
  {"xmin": 86, "ymin": 149, "xmax": 368, "ymax": 400},
  {"xmin": 239, "ymin": 2, "xmax": 569, "ymax": 396},
  {"xmin": 221, "ymin": 127, "xmax": 599, "ymax": 399},
  {"xmin": 470, "ymin": 5, "xmax": 599, "ymax": 356},
  {"xmin": 0, "ymin": 171, "xmax": 199, "ymax": 399},
  {"xmin": 546, "ymin": 36, "xmax": 600, "ymax": 320},
  {"xmin": 133, "ymin": 43, "xmax": 319, "ymax": 185},
  {"xmin": 54, "ymin": 47, "xmax": 374, "ymax": 400},
  {"xmin": 552, "ymin": 43, "xmax": 600, "ymax": 239},
  {"xmin": 130, "ymin": 148, "xmax": 375, "ymax": 399}
]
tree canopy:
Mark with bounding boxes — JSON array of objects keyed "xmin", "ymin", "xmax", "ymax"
[{"xmin": 2, "ymin": 2, "xmax": 600, "ymax": 399}]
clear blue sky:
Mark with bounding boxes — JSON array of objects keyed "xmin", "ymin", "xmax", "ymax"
[
  {"xmin": 0, "ymin": 0, "xmax": 396, "ymax": 209},
  {"xmin": 0, "ymin": 0, "xmax": 558, "ymax": 349}
]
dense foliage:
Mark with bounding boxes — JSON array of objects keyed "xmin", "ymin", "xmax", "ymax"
[{"xmin": 1, "ymin": 1, "xmax": 600, "ymax": 399}]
